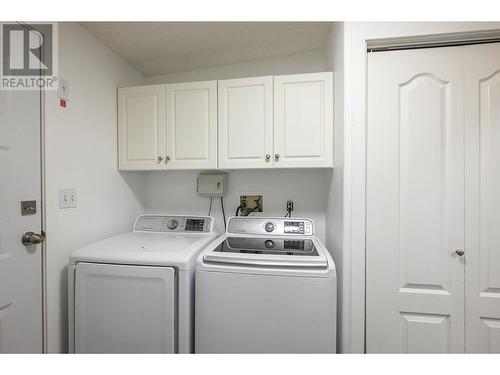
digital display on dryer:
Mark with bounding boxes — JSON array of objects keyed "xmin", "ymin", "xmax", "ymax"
[{"xmin": 185, "ymin": 219, "xmax": 205, "ymax": 231}]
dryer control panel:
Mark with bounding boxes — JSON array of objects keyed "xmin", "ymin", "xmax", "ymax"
[
  {"xmin": 134, "ymin": 215, "xmax": 213, "ymax": 233},
  {"xmin": 227, "ymin": 217, "xmax": 314, "ymax": 236}
]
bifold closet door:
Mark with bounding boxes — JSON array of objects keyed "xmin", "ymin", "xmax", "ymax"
[
  {"xmin": 464, "ymin": 42, "xmax": 500, "ymax": 353},
  {"xmin": 366, "ymin": 47, "xmax": 465, "ymax": 353}
]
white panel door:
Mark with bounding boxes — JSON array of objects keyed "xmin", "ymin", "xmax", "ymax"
[
  {"xmin": 366, "ymin": 47, "xmax": 465, "ymax": 353},
  {"xmin": 0, "ymin": 89, "xmax": 43, "ymax": 353},
  {"xmin": 273, "ymin": 72, "xmax": 333, "ymax": 168},
  {"xmin": 165, "ymin": 81, "xmax": 217, "ymax": 169},
  {"xmin": 74, "ymin": 263, "xmax": 175, "ymax": 353},
  {"xmin": 118, "ymin": 85, "xmax": 166, "ymax": 170},
  {"xmin": 464, "ymin": 42, "xmax": 500, "ymax": 353},
  {"xmin": 218, "ymin": 76, "xmax": 273, "ymax": 169}
]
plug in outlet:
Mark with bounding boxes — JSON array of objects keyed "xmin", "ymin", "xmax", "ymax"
[
  {"xmin": 59, "ymin": 188, "xmax": 77, "ymax": 209},
  {"xmin": 240, "ymin": 195, "xmax": 263, "ymax": 213}
]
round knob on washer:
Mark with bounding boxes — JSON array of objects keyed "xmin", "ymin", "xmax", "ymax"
[
  {"xmin": 265, "ymin": 240, "xmax": 275, "ymax": 249},
  {"xmin": 167, "ymin": 219, "xmax": 178, "ymax": 230},
  {"xmin": 264, "ymin": 222, "xmax": 275, "ymax": 232}
]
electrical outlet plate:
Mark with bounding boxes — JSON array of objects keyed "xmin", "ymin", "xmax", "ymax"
[
  {"xmin": 59, "ymin": 188, "xmax": 77, "ymax": 209},
  {"xmin": 240, "ymin": 195, "xmax": 263, "ymax": 212}
]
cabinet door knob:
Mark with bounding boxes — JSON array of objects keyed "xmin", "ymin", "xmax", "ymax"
[
  {"xmin": 157, "ymin": 156, "xmax": 164, "ymax": 162},
  {"xmin": 455, "ymin": 249, "xmax": 465, "ymax": 256},
  {"xmin": 165, "ymin": 156, "xmax": 171, "ymax": 162},
  {"xmin": 274, "ymin": 153, "xmax": 280, "ymax": 161},
  {"xmin": 265, "ymin": 154, "xmax": 271, "ymax": 161}
]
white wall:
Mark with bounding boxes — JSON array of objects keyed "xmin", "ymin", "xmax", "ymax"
[
  {"xmin": 144, "ymin": 48, "xmax": 332, "ymax": 242},
  {"xmin": 146, "ymin": 169, "xmax": 329, "ymax": 242},
  {"xmin": 45, "ymin": 22, "xmax": 147, "ymax": 353},
  {"xmin": 146, "ymin": 50, "xmax": 327, "ymax": 83},
  {"xmin": 343, "ymin": 21, "xmax": 500, "ymax": 353},
  {"xmin": 324, "ymin": 22, "xmax": 345, "ymax": 353}
]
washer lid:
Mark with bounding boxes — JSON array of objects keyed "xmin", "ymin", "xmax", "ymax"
[{"xmin": 203, "ymin": 236, "xmax": 327, "ymax": 269}]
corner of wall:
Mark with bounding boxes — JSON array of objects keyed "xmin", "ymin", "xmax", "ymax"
[
  {"xmin": 324, "ymin": 21, "xmax": 346, "ymax": 353},
  {"xmin": 44, "ymin": 22, "xmax": 148, "ymax": 353}
]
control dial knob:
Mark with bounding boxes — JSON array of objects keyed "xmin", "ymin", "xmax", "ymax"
[
  {"xmin": 264, "ymin": 222, "xmax": 275, "ymax": 233},
  {"xmin": 167, "ymin": 219, "xmax": 178, "ymax": 230},
  {"xmin": 265, "ymin": 240, "xmax": 275, "ymax": 249}
]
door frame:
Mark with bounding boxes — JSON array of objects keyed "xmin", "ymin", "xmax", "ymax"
[
  {"xmin": 15, "ymin": 22, "xmax": 48, "ymax": 353},
  {"xmin": 343, "ymin": 22, "xmax": 500, "ymax": 353}
]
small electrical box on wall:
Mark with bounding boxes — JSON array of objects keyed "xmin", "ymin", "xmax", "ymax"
[{"xmin": 197, "ymin": 172, "xmax": 227, "ymax": 197}]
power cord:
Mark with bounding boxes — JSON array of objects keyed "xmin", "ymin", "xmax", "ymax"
[
  {"xmin": 220, "ymin": 197, "xmax": 227, "ymax": 230},
  {"xmin": 208, "ymin": 197, "xmax": 213, "ymax": 216},
  {"xmin": 284, "ymin": 200, "xmax": 293, "ymax": 217}
]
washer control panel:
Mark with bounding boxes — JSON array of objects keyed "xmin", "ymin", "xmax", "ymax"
[
  {"xmin": 134, "ymin": 215, "xmax": 213, "ymax": 233},
  {"xmin": 264, "ymin": 222, "xmax": 275, "ymax": 232},
  {"xmin": 227, "ymin": 217, "xmax": 314, "ymax": 236},
  {"xmin": 284, "ymin": 221, "xmax": 306, "ymax": 234}
]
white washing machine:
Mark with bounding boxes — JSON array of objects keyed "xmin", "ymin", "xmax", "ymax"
[
  {"xmin": 68, "ymin": 214, "xmax": 217, "ymax": 353},
  {"xmin": 195, "ymin": 217, "xmax": 336, "ymax": 353}
]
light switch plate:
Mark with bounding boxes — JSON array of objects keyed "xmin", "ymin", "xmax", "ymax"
[
  {"xmin": 197, "ymin": 173, "xmax": 226, "ymax": 197},
  {"xmin": 59, "ymin": 188, "xmax": 77, "ymax": 209},
  {"xmin": 58, "ymin": 78, "xmax": 70, "ymax": 100}
]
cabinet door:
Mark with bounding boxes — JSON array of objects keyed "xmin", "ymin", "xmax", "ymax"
[
  {"xmin": 366, "ymin": 47, "xmax": 465, "ymax": 353},
  {"xmin": 273, "ymin": 72, "xmax": 333, "ymax": 168},
  {"xmin": 218, "ymin": 76, "xmax": 273, "ymax": 169},
  {"xmin": 166, "ymin": 81, "xmax": 217, "ymax": 169},
  {"xmin": 118, "ymin": 85, "xmax": 166, "ymax": 170},
  {"xmin": 464, "ymin": 42, "xmax": 500, "ymax": 353}
]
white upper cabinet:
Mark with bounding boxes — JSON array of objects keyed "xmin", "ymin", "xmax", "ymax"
[
  {"xmin": 218, "ymin": 76, "xmax": 274, "ymax": 169},
  {"xmin": 273, "ymin": 72, "xmax": 333, "ymax": 168},
  {"xmin": 118, "ymin": 85, "xmax": 166, "ymax": 170},
  {"xmin": 165, "ymin": 81, "xmax": 217, "ymax": 169},
  {"xmin": 118, "ymin": 72, "xmax": 334, "ymax": 171}
]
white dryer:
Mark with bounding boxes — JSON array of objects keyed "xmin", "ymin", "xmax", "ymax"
[
  {"xmin": 68, "ymin": 214, "xmax": 217, "ymax": 353},
  {"xmin": 195, "ymin": 217, "xmax": 336, "ymax": 353}
]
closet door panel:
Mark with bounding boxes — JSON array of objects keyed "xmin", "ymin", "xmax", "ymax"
[
  {"xmin": 366, "ymin": 46, "xmax": 465, "ymax": 353},
  {"xmin": 464, "ymin": 42, "xmax": 500, "ymax": 353}
]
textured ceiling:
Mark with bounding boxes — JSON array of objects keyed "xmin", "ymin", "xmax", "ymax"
[{"xmin": 81, "ymin": 22, "xmax": 331, "ymax": 76}]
